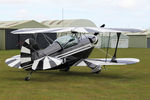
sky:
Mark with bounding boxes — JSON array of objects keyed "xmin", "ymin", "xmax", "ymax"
[{"xmin": 0, "ymin": 0, "xmax": 150, "ymax": 29}]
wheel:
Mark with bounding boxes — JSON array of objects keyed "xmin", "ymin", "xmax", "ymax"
[
  {"xmin": 93, "ymin": 70, "xmax": 101, "ymax": 74},
  {"xmin": 25, "ymin": 77, "xmax": 30, "ymax": 81}
]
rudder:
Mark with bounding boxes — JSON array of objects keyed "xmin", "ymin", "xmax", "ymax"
[{"xmin": 20, "ymin": 38, "xmax": 39, "ymax": 70}]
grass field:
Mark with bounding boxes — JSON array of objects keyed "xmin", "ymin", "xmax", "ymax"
[{"xmin": 0, "ymin": 48, "xmax": 150, "ymax": 100}]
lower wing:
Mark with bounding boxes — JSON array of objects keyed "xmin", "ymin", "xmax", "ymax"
[{"xmin": 76, "ymin": 58, "xmax": 140, "ymax": 66}]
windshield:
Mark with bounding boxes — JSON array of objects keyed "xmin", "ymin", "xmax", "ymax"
[{"xmin": 54, "ymin": 35, "xmax": 78, "ymax": 48}]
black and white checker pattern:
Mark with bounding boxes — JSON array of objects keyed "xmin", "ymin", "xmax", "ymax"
[
  {"xmin": 5, "ymin": 55, "xmax": 21, "ymax": 68},
  {"xmin": 32, "ymin": 56, "xmax": 63, "ymax": 70},
  {"xmin": 20, "ymin": 39, "xmax": 33, "ymax": 70}
]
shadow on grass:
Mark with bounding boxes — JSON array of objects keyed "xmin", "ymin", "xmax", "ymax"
[{"xmin": 3, "ymin": 70, "xmax": 136, "ymax": 82}]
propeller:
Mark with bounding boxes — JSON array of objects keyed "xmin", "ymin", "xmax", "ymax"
[{"xmin": 100, "ymin": 24, "xmax": 105, "ymax": 28}]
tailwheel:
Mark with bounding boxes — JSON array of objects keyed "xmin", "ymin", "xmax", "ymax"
[
  {"xmin": 25, "ymin": 76, "xmax": 31, "ymax": 81},
  {"xmin": 25, "ymin": 70, "xmax": 34, "ymax": 81},
  {"xmin": 92, "ymin": 65, "xmax": 102, "ymax": 74}
]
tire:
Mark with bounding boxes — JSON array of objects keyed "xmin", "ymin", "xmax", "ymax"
[
  {"xmin": 25, "ymin": 77, "xmax": 30, "ymax": 81},
  {"xmin": 93, "ymin": 69, "xmax": 101, "ymax": 74}
]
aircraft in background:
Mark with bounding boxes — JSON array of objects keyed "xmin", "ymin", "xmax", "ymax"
[{"xmin": 5, "ymin": 26, "xmax": 143, "ymax": 81}]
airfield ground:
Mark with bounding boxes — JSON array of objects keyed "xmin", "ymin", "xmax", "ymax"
[{"xmin": 0, "ymin": 48, "xmax": 150, "ymax": 100}]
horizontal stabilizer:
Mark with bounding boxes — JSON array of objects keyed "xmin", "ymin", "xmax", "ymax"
[
  {"xmin": 5, "ymin": 55, "xmax": 21, "ymax": 68},
  {"xmin": 76, "ymin": 58, "xmax": 140, "ymax": 66},
  {"xmin": 5, "ymin": 55, "xmax": 63, "ymax": 70}
]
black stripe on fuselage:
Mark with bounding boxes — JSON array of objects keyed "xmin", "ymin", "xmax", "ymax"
[
  {"xmin": 49, "ymin": 47, "xmax": 94, "ymax": 70},
  {"xmin": 21, "ymin": 61, "xmax": 33, "ymax": 68},
  {"xmin": 56, "ymin": 44, "xmax": 92, "ymax": 58},
  {"xmin": 21, "ymin": 53, "xmax": 31, "ymax": 57}
]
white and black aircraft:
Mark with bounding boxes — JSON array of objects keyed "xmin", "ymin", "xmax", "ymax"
[{"xmin": 5, "ymin": 27, "xmax": 143, "ymax": 81}]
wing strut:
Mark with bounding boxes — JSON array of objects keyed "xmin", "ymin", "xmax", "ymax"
[{"xmin": 111, "ymin": 32, "xmax": 121, "ymax": 62}]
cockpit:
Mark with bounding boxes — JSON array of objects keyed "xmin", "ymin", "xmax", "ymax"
[{"xmin": 54, "ymin": 35, "xmax": 78, "ymax": 48}]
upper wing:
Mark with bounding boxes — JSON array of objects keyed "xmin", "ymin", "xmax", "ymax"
[
  {"xmin": 76, "ymin": 58, "xmax": 140, "ymax": 66},
  {"xmin": 11, "ymin": 27, "xmax": 74, "ymax": 34},
  {"xmin": 11, "ymin": 27, "xmax": 145, "ymax": 34}
]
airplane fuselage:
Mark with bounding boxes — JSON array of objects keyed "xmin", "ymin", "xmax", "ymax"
[{"xmin": 33, "ymin": 35, "xmax": 97, "ymax": 70}]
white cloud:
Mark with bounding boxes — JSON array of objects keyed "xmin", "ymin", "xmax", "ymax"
[
  {"xmin": 0, "ymin": 0, "xmax": 150, "ymax": 28},
  {"xmin": 15, "ymin": 9, "xmax": 30, "ymax": 19},
  {"xmin": 14, "ymin": 9, "xmax": 50, "ymax": 21},
  {"xmin": 0, "ymin": 0, "xmax": 149, "ymax": 11},
  {"xmin": 116, "ymin": 0, "xmax": 150, "ymax": 10},
  {"xmin": 117, "ymin": 0, "xmax": 137, "ymax": 8},
  {"xmin": 0, "ymin": 0, "xmax": 28, "ymax": 4}
]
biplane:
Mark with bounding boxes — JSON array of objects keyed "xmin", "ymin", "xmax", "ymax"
[{"xmin": 5, "ymin": 26, "xmax": 143, "ymax": 81}]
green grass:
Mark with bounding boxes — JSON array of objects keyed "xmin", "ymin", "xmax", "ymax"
[{"xmin": 0, "ymin": 48, "xmax": 150, "ymax": 100}]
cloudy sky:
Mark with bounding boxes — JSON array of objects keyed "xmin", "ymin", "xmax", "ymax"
[{"xmin": 0, "ymin": 0, "xmax": 149, "ymax": 29}]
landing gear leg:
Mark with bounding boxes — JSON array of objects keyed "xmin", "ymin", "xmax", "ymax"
[
  {"xmin": 103, "ymin": 65, "xmax": 107, "ymax": 71},
  {"xmin": 25, "ymin": 70, "xmax": 34, "ymax": 81}
]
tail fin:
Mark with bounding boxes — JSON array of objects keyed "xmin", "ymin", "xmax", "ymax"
[
  {"xmin": 20, "ymin": 38, "xmax": 39, "ymax": 70},
  {"xmin": 6, "ymin": 38, "xmax": 62, "ymax": 70}
]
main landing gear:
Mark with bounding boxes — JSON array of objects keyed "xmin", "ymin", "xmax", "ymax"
[{"xmin": 93, "ymin": 69, "xmax": 101, "ymax": 74}]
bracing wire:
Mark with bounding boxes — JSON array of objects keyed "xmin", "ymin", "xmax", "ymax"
[
  {"xmin": 103, "ymin": 32, "xmax": 111, "ymax": 70},
  {"xmin": 97, "ymin": 48, "xmax": 112, "ymax": 58},
  {"xmin": 96, "ymin": 33, "xmax": 112, "ymax": 58},
  {"xmin": 105, "ymin": 32, "xmax": 111, "ymax": 62},
  {"xmin": 42, "ymin": 34, "xmax": 50, "ymax": 45},
  {"xmin": 33, "ymin": 34, "xmax": 38, "ymax": 43},
  {"xmin": 42, "ymin": 33, "xmax": 54, "ymax": 45},
  {"xmin": 44, "ymin": 34, "xmax": 54, "ymax": 43}
]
